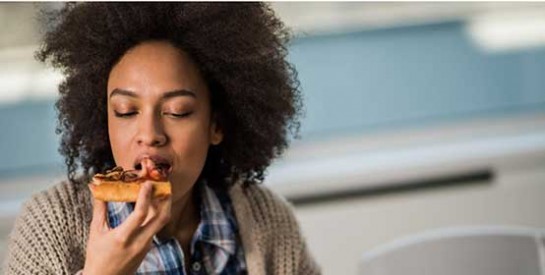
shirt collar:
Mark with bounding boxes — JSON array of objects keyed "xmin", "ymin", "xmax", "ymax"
[{"xmin": 193, "ymin": 183, "xmax": 237, "ymax": 255}]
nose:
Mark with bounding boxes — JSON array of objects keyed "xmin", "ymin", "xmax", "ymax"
[{"xmin": 136, "ymin": 112, "xmax": 167, "ymax": 147}]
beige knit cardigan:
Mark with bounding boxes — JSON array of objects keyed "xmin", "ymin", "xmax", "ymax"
[{"xmin": 3, "ymin": 181, "xmax": 320, "ymax": 275}]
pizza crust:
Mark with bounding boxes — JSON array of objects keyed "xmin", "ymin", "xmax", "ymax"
[{"xmin": 89, "ymin": 180, "xmax": 171, "ymax": 202}]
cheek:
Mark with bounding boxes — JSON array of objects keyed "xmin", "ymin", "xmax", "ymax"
[
  {"xmin": 169, "ymin": 125, "xmax": 213, "ymax": 182},
  {"xmin": 171, "ymin": 124, "xmax": 211, "ymax": 161},
  {"xmin": 108, "ymin": 117, "xmax": 135, "ymax": 165}
]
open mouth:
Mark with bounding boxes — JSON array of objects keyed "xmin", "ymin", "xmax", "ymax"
[
  {"xmin": 134, "ymin": 156, "xmax": 173, "ymax": 176},
  {"xmin": 154, "ymin": 162, "xmax": 172, "ymax": 174}
]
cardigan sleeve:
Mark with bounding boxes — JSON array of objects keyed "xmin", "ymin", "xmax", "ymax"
[
  {"xmin": 4, "ymin": 196, "xmax": 60, "ymax": 274},
  {"xmin": 297, "ymin": 239, "xmax": 321, "ymax": 275},
  {"xmin": 263, "ymin": 185, "xmax": 322, "ymax": 274},
  {"xmin": 276, "ymin": 191, "xmax": 321, "ymax": 275},
  {"xmin": 232, "ymin": 183, "xmax": 322, "ymax": 275},
  {"xmin": 2, "ymin": 182, "xmax": 91, "ymax": 275}
]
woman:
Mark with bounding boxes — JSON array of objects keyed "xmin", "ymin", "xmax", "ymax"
[{"xmin": 3, "ymin": 3, "xmax": 320, "ymax": 275}]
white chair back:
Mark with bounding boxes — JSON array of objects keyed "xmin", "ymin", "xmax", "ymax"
[{"xmin": 360, "ymin": 226, "xmax": 545, "ymax": 275}]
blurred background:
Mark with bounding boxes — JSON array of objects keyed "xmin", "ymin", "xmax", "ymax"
[{"xmin": 1, "ymin": 2, "xmax": 545, "ymax": 274}]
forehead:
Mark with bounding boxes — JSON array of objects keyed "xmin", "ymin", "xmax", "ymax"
[{"xmin": 107, "ymin": 41, "xmax": 207, "ymax": 97}]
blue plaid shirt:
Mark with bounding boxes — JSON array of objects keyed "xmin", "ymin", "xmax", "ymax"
[{"xmin": 107, "ymin": 181, "xmax": 247, "ymax": 275}]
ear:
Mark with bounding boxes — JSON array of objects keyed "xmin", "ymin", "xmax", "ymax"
[{"xmin": 210, "ymin": 120, "xmax": 223, "ymax": 145}]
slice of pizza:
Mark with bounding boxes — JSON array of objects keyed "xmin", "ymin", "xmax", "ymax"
[{"xmin": 89, "ymin": 163, "xmax": 171, "ymax": 202}]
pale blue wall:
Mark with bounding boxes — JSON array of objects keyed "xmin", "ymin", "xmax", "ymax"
[
  {"xmin": 0, "ymin": 100, "xmax": 61, "ymax": 177},
  {"xmin": 290, "ymin": 21, "xmax": 545, "ymax": 140}
]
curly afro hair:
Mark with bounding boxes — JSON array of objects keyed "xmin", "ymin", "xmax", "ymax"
[{"xmin": 37, "ymin": 2, "xmax": 302, "ymax": 188}]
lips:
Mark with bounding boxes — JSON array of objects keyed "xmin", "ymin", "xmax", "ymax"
[{"xmin": 133, "ymin": 154, "xmax": 173, "ymax": 176}]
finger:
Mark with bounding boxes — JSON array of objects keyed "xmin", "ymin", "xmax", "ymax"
[
  {"xmin": 90, "ymin": 196, "xmax": 109, "ymax": 232},
  {"xmin": 139, "ymin": 194, "xmax": 172, "ymax": 240},
  {"xmin": 141, "ymin": 194, "xmax": 162, "ymax": 227},
  {"xmin": 117, "ymin": 181, "xmax": 153, "ymax": 236}
]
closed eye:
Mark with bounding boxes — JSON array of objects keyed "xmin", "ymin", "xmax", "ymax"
[
  {"xmin": 114, "ymin": 111, "xmax": 137, "ymax": 118},
  {"xmin": 165, "ymin": 112, "xmax": 193, "ymax": 118}
]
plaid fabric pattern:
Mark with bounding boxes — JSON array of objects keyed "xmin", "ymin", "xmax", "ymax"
[{"xmin": 107, "ymin": 181, "xmax": 247, "ymax": 275}]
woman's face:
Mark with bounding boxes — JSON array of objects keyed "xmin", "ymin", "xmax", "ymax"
[{"xmin": 107, "ymin": 40, "xmax": 222, "ymax": 203}]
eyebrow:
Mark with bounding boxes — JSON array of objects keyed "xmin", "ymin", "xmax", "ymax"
[{"xmin": 109, "ymin": 88, "xmax": 197, "ymax": 99}]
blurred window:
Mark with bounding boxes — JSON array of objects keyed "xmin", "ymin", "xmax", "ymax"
[{"xmin": 290, "ymin": 21, "xmax": 545, "ymax": 141}]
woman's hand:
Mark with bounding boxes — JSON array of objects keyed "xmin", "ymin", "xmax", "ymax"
[{"xmin": 83, "ymin": 181, "xmax": 171, "ymax": 275}]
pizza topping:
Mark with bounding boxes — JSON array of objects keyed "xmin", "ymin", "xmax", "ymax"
[
  {"xmin": 121, "ymin": 171, "xmax": 140, "ymax": 182},
  {"xmin": 93, "ymin": 167, "xmax": 141, "ymax": 183},
  {"xmin": 93, "ymin": 161, "xmax": 169, "ymax": 185}
]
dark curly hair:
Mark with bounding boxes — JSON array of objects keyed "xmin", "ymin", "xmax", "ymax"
[{"xmin": 36, "ymin": 2, "xmax": 302, "ymax": 188}]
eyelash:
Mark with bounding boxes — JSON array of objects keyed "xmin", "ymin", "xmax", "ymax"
[
  {"xmin": 114, "ymin": 111, "xmax": 137, "ymax": 118},
  {"xmin": 166, "ymin": 112, "xmax": 193, "ymax": 118},
  {"xmin": 113, "ymin": 111, "xmax": 193, "ymax": 118}
]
